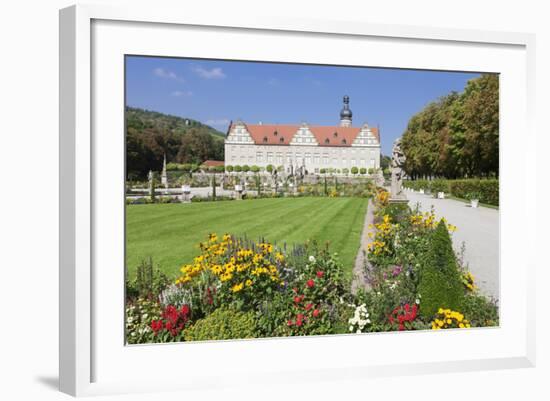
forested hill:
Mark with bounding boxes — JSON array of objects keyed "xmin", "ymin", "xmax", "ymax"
[{"xmin": 126, "ymin": 107, "xmax": 225, "ymax": 179}]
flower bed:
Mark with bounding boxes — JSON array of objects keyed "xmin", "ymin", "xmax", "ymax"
[{"xmin": 125, "ymin": 188, "xmax": 498, "ymax": 343}]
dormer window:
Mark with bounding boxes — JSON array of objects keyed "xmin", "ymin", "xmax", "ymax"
[
  {"xmin": 263, "ymin": 136, "xmax": 268, "ymax": 143},
  {"xmin": 280, "ymin": 137, "xmax": 285, "ymax": 143},
  {"xmin": 342, "ymin": 139, "xmax": 347, "ymax": 145},
  {"xmin": 325, "ymin": 138, "xmax": 330, "ymax": 144},
  {"xmin": 333, "ymin": 132, "xmax": 338, "ymax": 138},
  {"xmin": 273, "ymin": 130, "xmax": 278, "ymax": 136}
]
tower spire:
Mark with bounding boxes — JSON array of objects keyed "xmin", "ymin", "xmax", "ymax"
[{"xmin": 340, "ymin": 95, "xmax": 352, "ymax": 127}]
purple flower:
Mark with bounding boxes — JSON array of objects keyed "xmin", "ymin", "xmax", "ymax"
[{"xmin": 392, "ymin": 266, "xmax": 402, "ymax": 277}]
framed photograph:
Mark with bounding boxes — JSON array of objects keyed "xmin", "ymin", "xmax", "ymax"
[{"xmin": 59, "ymin": 4, "xmax": 536, "ymax": 396}]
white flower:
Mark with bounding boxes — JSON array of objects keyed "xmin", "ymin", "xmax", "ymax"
[
  {"xmin": 415, "ymin": 298, "xmax": 420, "ymax": 304},
  {"xmin": 349, "ymin": 326, "xmax": 354, "ymax": 332},
  {"xmin": 356, "ymin": 329, "xmax": 362, "ymax": 334},
  {"xmin": 308, "ymin": 255, "xmax": 316, "ymax": 263}
]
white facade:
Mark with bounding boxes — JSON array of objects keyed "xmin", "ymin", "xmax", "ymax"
[{"xmin": 224, "ymin": 122, "xmax": 381, "ymax": 174}]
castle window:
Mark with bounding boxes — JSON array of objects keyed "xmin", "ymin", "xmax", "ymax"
[
  {"xmin": 280, "ymin": 137, "xmax": 284, "ymax": 143},
  {"xmin": 274, "ymin": 130, "xmax": 278, "ymax": 136},
  {"xmin": 333, "ymin": 132, "xmax": 338, "ymax": 138},
  {"xmin": 263, "ymin": 136, "xmax": 268, "ymax": 143},
  {"xmin": 324, "ymin": 138, "xmax": 330, "ymax": 144},
  {"xmin": 342, "ymin": 139, "xmax": 347, "ymax": 145}
]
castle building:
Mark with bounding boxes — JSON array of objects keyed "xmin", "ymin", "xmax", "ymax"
[{"xmin": 224, "ymin": 96, "xmax": 381, "ymax": 174}]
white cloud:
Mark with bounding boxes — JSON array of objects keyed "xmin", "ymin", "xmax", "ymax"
[
  {"xmin": 192, "ymin": 66, "xmax": 226, "ymax": 79},
  {"xmin": 153, "ymin": 67, "xmax": 184, "ymax": 82},
  {"xmin": 171, "ymin": 90, "xmax": 193, "ymax": 97},
  {"xmin": 205, "ymin": 118, "xmax": 230, "ymax": 128}
]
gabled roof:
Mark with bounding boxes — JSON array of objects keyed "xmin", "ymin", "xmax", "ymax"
[
  {"xmin": 228, "ymin": 123, "xmax": 380, "ymax": 146},
  {"xmin": 240, "ymin": 124, "xmax": 298, "ymax": 145}
]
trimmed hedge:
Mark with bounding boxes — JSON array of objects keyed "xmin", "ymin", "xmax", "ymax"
[
  {"xmin": 404, "ymin": 179, "xmax": 499, "ymax": 206},
  {"xmin": 447, "ymin": 179, "xmax": 499, "ymax": 206}
]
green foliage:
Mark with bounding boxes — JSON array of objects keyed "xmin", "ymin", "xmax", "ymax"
[
  {"xmin": 448, "ymin": 179, "xmax": 499, "ymax": 205},
  {"xmin": 401, "ymin": 74, "xmax": 499, "ymax": 179},
  {"xmin": 320, "ymin": 168, "xmax": 327, "ymax": 174},
  {"xmin": 266, "ymin": 164, "xmax": 274, "ymax": 173},
  {"xmin": 126, "ymin": 107, "xmax": 224, "ymax": 179},
  {"xmin": 351, "ymin": 167, "xmax": 359, "ymax": 175},
  {"xmin": 430, "ymin": 179, "xmax": 449, "ymax": 195},
  {"xmin": 460, "ymin": 294, "xmax": 499, "ymax": 327},
  {"xmin": 211, "ymin": 175, "xmax": 216, "ymax": 200},
  {"xmin": 417, "ymin": 221, "xmax": 464, "ymax": 319},
  {"xmin": 233, "ymin": 165, "xmax": 242, "ymax": 172},
  {"xmin": 226, "ymin": 165, "xmax": 234, "ymax": 172},
  {"xmin": 183, "ymin": 307, "xmax": 257, "ymax": 341},
  {"xmin": 242, "ymin": 164, "xmax": 250, "ymax": 172},
  {"xmin": 126, "ymin": 257, "xmax": 170, "ymax": 300},
  {"xmin": 360, "ymin": 167, "xmax": 367, "ymax": 175},
  {"xmin": 404, "ymin": 178, "xmax": 499, "ymax": 205},
  {"xmin": 250, "ymin": 165, "xmax": 260, "ymax": 173}
]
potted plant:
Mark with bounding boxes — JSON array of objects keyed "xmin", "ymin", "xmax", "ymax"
[{"xmin": 466, "ymin": 191, "xmax": 481, "ymax": 208}]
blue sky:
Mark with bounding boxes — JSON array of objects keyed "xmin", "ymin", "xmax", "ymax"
[{"xmin": 126, "ymin": 56, "xmax": 480, "ymax": 155}]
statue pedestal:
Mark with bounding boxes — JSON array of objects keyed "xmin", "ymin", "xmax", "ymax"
[{"xmin": 389, "ymin": 197, "xmax": 409, "ymax": 205}]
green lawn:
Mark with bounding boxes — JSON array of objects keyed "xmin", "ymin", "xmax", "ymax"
[{"xmin": 126, "ymin": 197, "xmax": 368, "ymax": 280}]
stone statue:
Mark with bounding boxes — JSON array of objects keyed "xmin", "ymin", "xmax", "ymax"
[
  {"xmin": 161, "ymin": 153, "xmax": 168, "ymax": 189},
  {"xmin": 390, "ymin": 138, "xmax": 407, "ymax": 202}
]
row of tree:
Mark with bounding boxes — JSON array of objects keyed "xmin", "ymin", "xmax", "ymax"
[
  {"xmin": 400, "ymin": 74, "xmax": 499, "ymax": 179},
  {"xmin": 126, "ymin": 107, "xmax": 225, "ymax": 179}
]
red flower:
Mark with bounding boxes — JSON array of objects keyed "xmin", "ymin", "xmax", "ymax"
[
  {"xmin": 294, "ymin": 296, "xmax": 302, "ymax": 304},
  {"xmin": 305, "ymin": 303, "xmax": 313, "ymax": 311},
  {"xmin": 312, "ymin": 309, "xmax": 320, "ymax": 318},
  {"xmin": 287, "ymin": 320, "xmax": 294, "ymax": 326},
  {"xmin": 151, "ymin": 320, "xmax": 163, "ymax": 334},
  {"xmin": 296, "ymin": 319, "xmax": 303, "ymax": 327},
  {"xmin": 316, "ymin": 271, "xmax": 324, "ymax": 278},
  {"xmin": 306, "ymin": 279, "xmax": 315, "ymax": 288},
  {"xmin": 292, "ymin": 287, "xmax": 298, "ymax": 293},
  {"xmin": 181, "ymin": 305, "xmax": 190, "ymax": 316}
]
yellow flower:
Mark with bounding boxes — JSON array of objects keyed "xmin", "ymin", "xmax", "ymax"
[
  {"xmin": 231, "ymin": 282, "xmax": 244, "ymax": 292},
  {"xmin": 245, "ymin": 279, "xmax": 253, "ymax": 287}
]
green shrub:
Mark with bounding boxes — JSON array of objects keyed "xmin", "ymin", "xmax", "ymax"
[
  {"xmin": 360, "ymin": 167, "xmax": 367, "ymax": 175},
  {"xmin": 126, "ymin": 257, "xmax": 170, "ymax": 301},
  {"xmin": 461, "ymin": 294, "xmax": 499, "ymax": 327},
  {"xmin": 226, "ymin": 165, "xmax": 234, "ymax": 172},
  {"xmin": 233, "ymin": 165, "xmax": 242, "ymax": 172},
  {"xmin": 448, "ymin": 179, "xmax": 499, "ymax": 206},
  {"xmin": 417, "ymin": 221, "xmax": 464, "ymax": 319},
  {"xmin": 183, "ymin": 307, "xmax": 257, "ymax": 341},
  {"xmin": 430, "ymin": 179, "xmax": 449, "ymax": 194},
  {"xmin": 351, "ymin": 167, "xmax": 359, "ymax": 175}
]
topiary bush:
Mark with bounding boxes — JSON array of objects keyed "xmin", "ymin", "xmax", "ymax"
[
  {"xmin": 183, "ymin": 306, "xmax": 257, "ymax": 341},
  {"xmin": 417, "ymin": 220, "xmax": 464, "ymax": 319}
]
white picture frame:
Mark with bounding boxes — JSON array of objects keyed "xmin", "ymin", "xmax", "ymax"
[{"xmin": 59, "ymin": 3, "xmax": 536, "ymax": 397}]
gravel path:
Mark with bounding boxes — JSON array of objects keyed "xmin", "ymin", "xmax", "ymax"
[
  {"xmin": 405, "ymin": 190, "xmax": 499, "ymax": 300},
  {"xmin": 351, "ymin": 199, "xmax": 374, "ymax": 294}
]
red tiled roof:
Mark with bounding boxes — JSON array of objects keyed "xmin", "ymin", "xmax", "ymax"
[
  {"xmin": 241, "ymin": 124, "xmax": 298, "ymax": 145},
  {"xmin": 201, "ymin": 160, "xmax": 225, "ymax": 167},
  {"xmin": 232, "ymin": 123, "xmax": 380, "ymax": 146}
]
